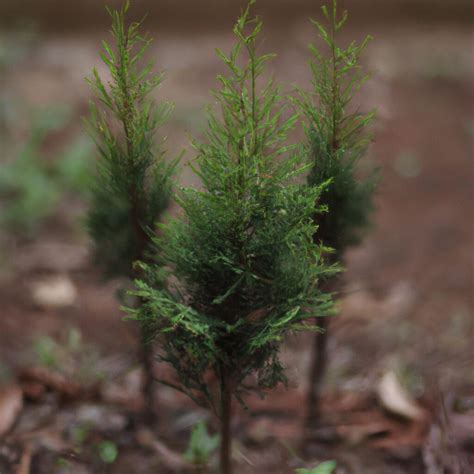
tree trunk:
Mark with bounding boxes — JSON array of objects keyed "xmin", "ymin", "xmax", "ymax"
[
  {"xmin": 219, "ymin": 374, "xmax": 232, "ymax": 474},
  {"xmin": 305, "ymin": 276, "xmax": 339, "ymax": 430},
  {"xmin": 306, "ymin": 314, "xmax": 329, "ymax": 428},
  {"xmin": 140, "ymin": 333, "xmax": 156, "ymax": 425}
]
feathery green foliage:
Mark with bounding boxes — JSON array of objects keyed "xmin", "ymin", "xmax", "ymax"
[
  {"xmin": 126, "ymin": 0, "xmax": 336, "ymax": 411},
  {"xmin": 298, "ymin": 0, "xmax": 377, "ymax": 258},
  {"xmin": 85, "ymin": 1, "xmax": 175, "ymax": 279},
  {"xmin": 300, "ymin": 0, "xmax": 377, "ymax": 428}
]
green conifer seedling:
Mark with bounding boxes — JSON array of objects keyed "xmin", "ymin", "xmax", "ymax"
[
  {"xmin": 85, "ymin": 1, "xmax": 176, "ymax": 420},
  {"xmin": 296, "ymin": 0, "xmax": 377, "ymax": 426},
  {"xmin": 126, "ymin": 2, "xmax": 335, "ymax": 472}
]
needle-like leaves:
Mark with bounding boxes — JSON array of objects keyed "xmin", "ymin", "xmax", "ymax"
[
  {"xmin": 126, "ymin": 0, "xmax": 336, "ymax": 409},
  {"xmin": 297, "ymin": 0, "xmax": 377, "ymax": 257},
  {"xmin": 85, "ymin": 1, "xmax": 176, "ymax": 278}
]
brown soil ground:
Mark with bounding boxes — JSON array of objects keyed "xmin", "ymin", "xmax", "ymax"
[{"xmin": 0, "ymin": 3, "xmax": 473, "ymax": 473}]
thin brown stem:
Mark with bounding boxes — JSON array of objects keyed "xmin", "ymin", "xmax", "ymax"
[
  {"xmin": 140, "ymin": 334, "xmax": 156, "ymax": 424},
  {"xmin": 306, "ymin": 315, "xmax": 329, "ymax": 427},
  {"xmin": 219, "ymin": 373, "xmax": 233, "ymax": 474},
  {"xmin": 305, "ymin": 276, "xmax": 338, "ymax": 430}
]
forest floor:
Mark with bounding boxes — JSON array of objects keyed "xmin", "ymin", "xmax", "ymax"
[{"xmin": 0, "ymin": 10, "xmax": 473, "ymax": 474}]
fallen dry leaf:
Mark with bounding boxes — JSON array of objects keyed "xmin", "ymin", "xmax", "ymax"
[
  {"xmin": 15, "ymin": 443, "xmax": 33, "ymax": 474},
  {"xmin": 0, "ymin": 385, "xmax": 23, "ymax": 437},
  {"xmin": 377, "ymin": 371, "xmax": 424, "ymax": 420},
  {"xmin": 30, "ymin": 275, "xmax": 77, "ymax": 308},
  {"xmin": 337, "ymin": 420, "xmax": 393, "ymax": 444},
  {"xmin": 19, "ymin": 367, "xmax": 81, "ymax": 399}
]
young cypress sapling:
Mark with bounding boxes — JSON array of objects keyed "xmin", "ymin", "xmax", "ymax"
[
  {"xmin": 85, "ymin": 1, "xmax": 176, "ymax": 420},
  {"xmin": 296, "ymin": 0, "xmax": 377, "ymax": 426},
  {"xmin": 126, "ymin": 2, "xmax": 335, "ymax": 472}
]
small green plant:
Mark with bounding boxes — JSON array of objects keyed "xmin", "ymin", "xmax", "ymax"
[
  {"xmin": 126, "ymin": 2, "xmax": 334, "ymax": 473},
  {"xmin": 85, "ymin": 1, "xmax": 177, "ymax": 419},
  {"xmin": 0, "ymin": 107, "xmax": 93, "ymax": 236},
  {"xmin": 184, "ymin": 421, "xmax": 220, "ymax": 472},
  {"xmin": 55, "ymin": 456, "xmax": 72, "ymax": 471},
  {"xmin": 34, "ymin": 335, "xmax": 58, "ymax": 368},
  {"xmin": 97, "ymin": 440, "xmax": 119, "ymax": 464},
  {"xmin": 296, "ymin": 0, "xmax": 377, "ymax": 425},
  {"xmin": 32, "ymin": 328, "xmax": 105, "ymax": 386},
  {"xmin": 296, "ymin": 460, "xmax": 337, "ymax": 474}
]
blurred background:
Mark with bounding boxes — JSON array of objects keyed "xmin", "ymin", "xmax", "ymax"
[{"xmin": 0, "ymin": 1, "xmax": 473, "ymax": 473}]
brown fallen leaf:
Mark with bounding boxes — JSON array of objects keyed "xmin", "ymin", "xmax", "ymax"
[
  {"xmin": 30, "ymin": 275, "xmax": 77, "ymax": 308},
  {"xmin": 0, "ymin": 385, "xmax": 23, "ymax": 437},
  {"xmin": 377, "ymin": 371, "xmax": 425, "ymax": 421},
  {"xmin": 15, "ymin": 443, "xmax": 33, "ymax": 474},
  {"xmin": 10, "ymin": 427, "xmax": 71, "ymax": 453},
  {"xmin": 20, "ymin": 381, "xmax": 46, "ymax": 401},
  {"xmin": 19, "ymin": 367, "xmax": 81, "ymax": 399},
  {"xmin": 337, "ymin": 420, "xmax": 393, "ymax": 445}
]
